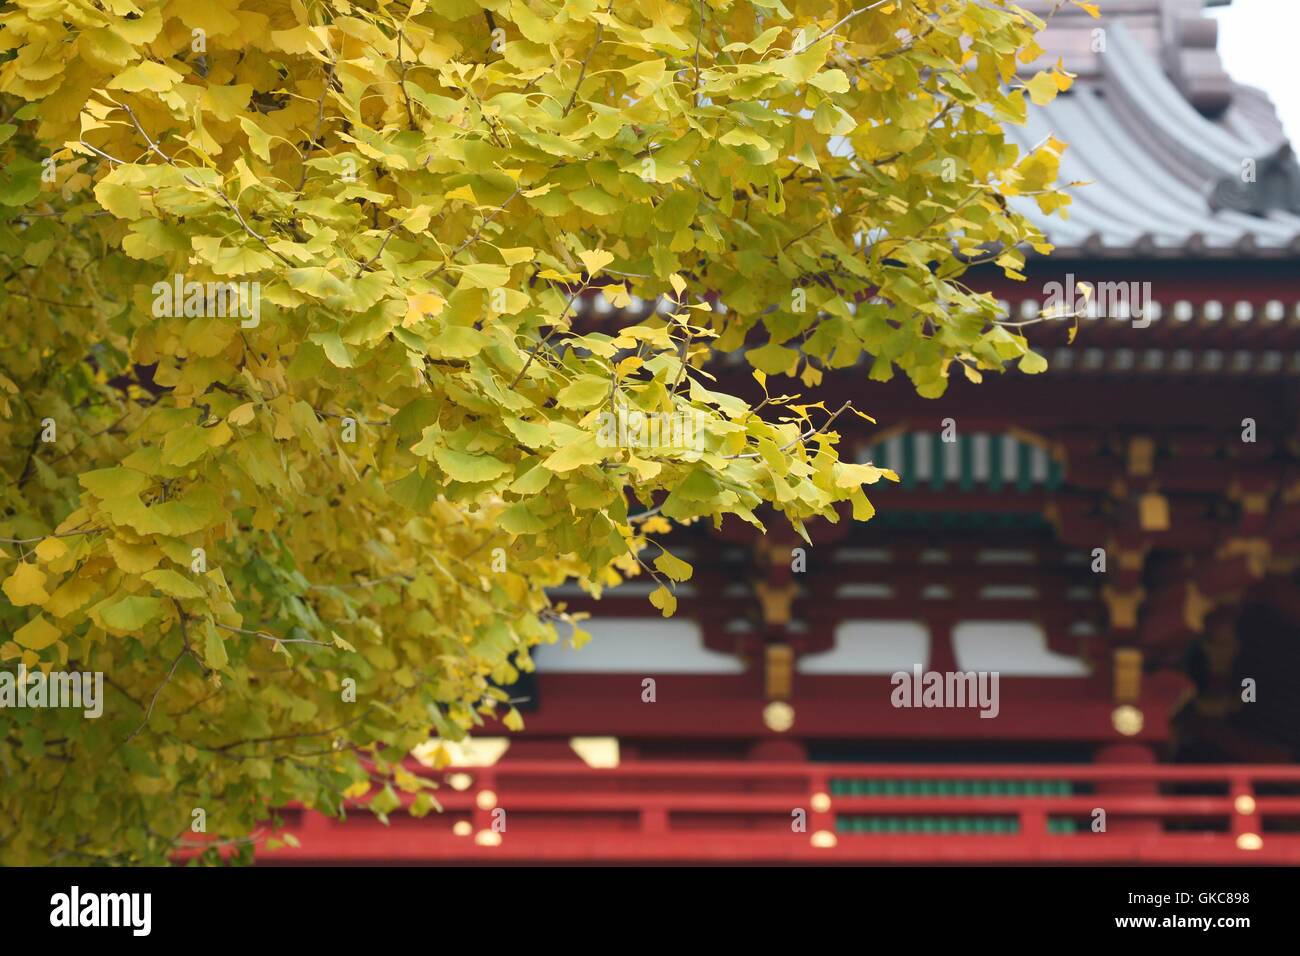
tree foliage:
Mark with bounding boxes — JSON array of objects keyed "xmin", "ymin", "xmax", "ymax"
[{"xmin": 0, "ymin": 0, "xmax": 1070, "ymax": 863}]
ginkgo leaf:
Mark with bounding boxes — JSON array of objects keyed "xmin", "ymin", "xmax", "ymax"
[
  {"xmin": 107, "ymin": 538, "xmax": 164, "ymax": 574},
  {"xmin": 142, "ymin": 568, "xmax": 205, "ymax": 599},
  {"xmin": 653, "ymin": 550, "xmax": 693, "ymax": 582},
  {"xmin": 578, "ymin": 249, "xmax": 614, "ymax": 276},
  {"xmin": 14, "ymin": 615, "xmax": 61, "ymax": 650},
  {"xmin": 1025, "ymin": 71, "xmax": 1059, "ymax": 106},
  {"xmin": 432, "ymin": 446, "xmax": 510, "ymax": 483},
  {"xmin": 3, "ymin": 563, "xmax": 49, "ymax": 606},
  {"xmin": 499, "ymin": 501, "xmax": 547, "ymax": 534},
  {"xmin": 33, "ymin": 537, "xmax": 68, "ymax": 563},
  {"xmin": 648, "ymin": 585, "xmax": 677, "ymax": 617},
  {"xmin": 834, "ymin": 462, "xmax": 899, "ymax": 488},
  {"xmin": 541, "ymin": 435, "xmax": 605, "ymax": 473},
  {"xmin": 1020, "ymin": 351, "xmax": 1049, "ymax": 374},
  {"xmin": 556, "ymin": 375, "xmax": 610, "ymax": 409},
  {"xmin": 99, "ymin": 595, "xmax": 164, "ymax": 632},
  {"xmin": 108, "ymin": 60, "xmax": 182, "ymax": 92}
]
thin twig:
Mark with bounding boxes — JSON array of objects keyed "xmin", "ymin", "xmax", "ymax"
[
  {"xmin": 215, "ymin": 622, "xmax": 334, "ymax": 647},
  {"xmin": 692, "ymin": 0, "xmax": 707, "ymax": 107},
  {"xmin": 297, "ymin": 53, "xmax": 339, "ymax": 192},
  {"xmin": 124, "ymin": 650, "xmax": 186, "ymax": 742},
  {"xmin": 395, "ymin": 29, "xmax": 418, "ymax": 131},
  {"xmin": 509, "ymin": 282, "xmax": 587, "ymax": 387},
  {"xmin": 0, "ymin": 527, "xmax": 105, "ymax": 545},
  {"xmin": 805, "ymin": 0, "xmax": 894, "ymax": 50},
  {"xmin": 119, "ymin": 102, "xmax": 295, "ymax": 267},
  {"xmin": 563, "ymin": 2, "xmax": 613, "ymax": 117},
  {"xmin": 427, "ymin": 186, "xmax": 522, "ymax": 279},
  {"xmin": 726, "ymin": 401, "xmax": 855, "ymax": 459}
]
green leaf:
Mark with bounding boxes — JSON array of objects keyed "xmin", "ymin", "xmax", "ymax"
[
  {"xmin": 0, "ymin": 158, "xmax": 41, "ymax": 206},
  {"xmin": 432, "ymin": 446, "xmax": 510, "ymax": 483},
  {"xmin": 142, "ymin": 569, "xmax": 205, "ymax": 599},
  {"xmin": 99, "ymin": 595, "xmax": 164, "ymax": 632},
  {"xmin": 541, "ymin": 435, "xmax": 604, "ymax": 473},
  {"xmin": 79, "ymin": 467, "xmax": 151, "ymax": 498},
  {"xmin": 161, "ymin": 425, "xmax": 211, "ymax": 467},
  {"xmin": 1019, "ymin": 350, "xmax": 1049, "ymax": 374},
  {"xmin": 557, "ymin": 375, "xmax": 610, "ymax": 409},
  {"xmin": 204, "ymin": 624, "xmax": 229, "ymax": 670}
]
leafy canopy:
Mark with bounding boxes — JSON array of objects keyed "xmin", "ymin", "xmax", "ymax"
[{"xmin": 0, "ymin": 0, "xmax": 1070, "ymax": 864}]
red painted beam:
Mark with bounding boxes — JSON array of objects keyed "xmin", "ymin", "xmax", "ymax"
[{"xmin": 510, "ymin": 671, "xmax": 1188, "ymax": 741}]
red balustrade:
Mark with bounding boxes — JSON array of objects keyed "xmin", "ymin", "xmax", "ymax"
[{"xmin": 246, "ymin": 760, "xmax": 1300, "ymax": 865}]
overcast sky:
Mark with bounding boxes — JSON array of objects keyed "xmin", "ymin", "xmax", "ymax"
[{"xmin": 1209, "ymin": 0, "xmax": 1300, "ymax": 143}]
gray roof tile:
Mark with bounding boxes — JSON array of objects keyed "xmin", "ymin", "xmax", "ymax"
[{"xmin": 1011, "ymin": 6, "xmax": 1300, "ymax": 257}]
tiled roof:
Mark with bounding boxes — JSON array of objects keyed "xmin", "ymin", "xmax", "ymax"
[{"xmin": 1008, "ymin": 1, "xmax": 1300, "ymax": 258}]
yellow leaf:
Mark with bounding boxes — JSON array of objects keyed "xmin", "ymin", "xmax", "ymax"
[
  {"xmin": 14, "ymin": 614, "xmax": 60, "ymax": 651},
  {"xmin": 498, "ymin": 246, "xmax": 534, "ymax": 266},
  {"xmin": 653, "ymin": 550, "xmax": 692, "ymax": 582},
  {"xmin": 542, "ymin": 435, "xmax": 605, "ymax": 473},
  {"xmin": 834, "ymin": 462, "xmax": 898, "ymax": 488},
  {"xmin": 343, "ymin": 780, "xmax": 371, "ymax": 799},
  {"xmin": 648, "ymin": 584, "xmax": 677, "ymax": 617},
  {"xmin": 578, "ymin": 249, "xmax": 614, "ymax": 276},
  {"xmin": 107, "ymin": 60, "xmax": 182, "ymax": 92},
  {"xmin": 143, "ymin": 568, "xmax": 205, "ymax": 599},
  {"xmin": 3, "ymin": 563, "xmax": 49, "ymax": 606},
  {"xmin": 45, "ymin": 575, "xmax": 98, "ymax": 618},
  {"xmin": 34, "ymin": 538, "xmax": 68, "ymax": 563},
  {"xmin": 107, "ymin": 538, "xmax": 163, "ymax": 574},
  {"xmin": 404, "ymin": 292, "xmax": 446, "ymax": 326},
  {"xmin": 1025, "ymin": 72, "xmax": 1058, "ymax": 107}
]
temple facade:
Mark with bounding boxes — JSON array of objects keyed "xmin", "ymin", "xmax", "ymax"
[{"xmin": 276, "ymin": 0, "xmax": 1300, "ymax": 864}]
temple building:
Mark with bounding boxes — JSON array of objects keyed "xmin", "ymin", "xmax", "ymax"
[{"xmin": 277, "ymin": 0, "xmax": 1300, "ymax": 864}]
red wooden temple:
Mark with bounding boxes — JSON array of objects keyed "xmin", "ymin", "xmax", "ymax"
[{"xmin": 269, "ymin": 0, "xmax": 1300, "ymax": 864}]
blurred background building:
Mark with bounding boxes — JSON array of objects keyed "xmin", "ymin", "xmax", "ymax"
[{"xmin": 277, "ymin": 0, "xmax": 1300, "ymax": 864}]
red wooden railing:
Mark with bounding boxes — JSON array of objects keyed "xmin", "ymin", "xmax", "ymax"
[{"xmin": 251, "ymin": 760, "xmax": 1300, "ymax": 864}]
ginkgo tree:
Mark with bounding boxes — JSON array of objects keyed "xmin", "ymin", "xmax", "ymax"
[{"xmin": 0, "ymin": 0, "xmax": 1079, "ymax": 864}]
